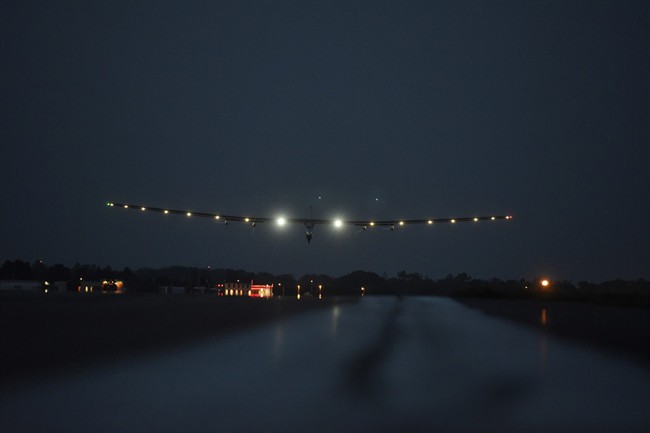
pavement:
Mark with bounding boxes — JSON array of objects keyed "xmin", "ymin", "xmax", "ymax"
[{"xmin": 1, "ymin": 296, "xmax": 649, "ymax": 432}]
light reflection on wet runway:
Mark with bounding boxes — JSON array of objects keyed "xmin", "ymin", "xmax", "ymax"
[{"xmin": 1, "ymin": 297, "xmax": 649, "ymax": 432}]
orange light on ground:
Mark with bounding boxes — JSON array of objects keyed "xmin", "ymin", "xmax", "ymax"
[{"xmin": 540, "ymin": 279, "xmax": 550, "ymax": 288}]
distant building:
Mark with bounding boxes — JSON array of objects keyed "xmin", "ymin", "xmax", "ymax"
[
  {"xmin": 45, "ymin": 281, "xmax": 67, "ymax": 292},
  {"xmin": 78, "ymin": 280, "xmax": 124, "ymax": 293},
  {"xmin": 215, "ymin": 282, "xmax": 273, "ymax": 298},
  {"xmin": 78, "ymin": 281, "xmax": 101, "ymax": 293},
  {"xmin": 0, "ymin": 280, "xmax": 69, "ymax": 293},
  {"xmin": 159, "ymin": 286, "xmax": 187, "ymax": 294},
  {"xmin": 217, "ymin": 282, "xmax": 249, "ymax": 297},
  {"xmin": 102, "ymin": 280, "xmax": 125, "ymax": 293},
  {"xmin": 0, "ymin": 280, "xmax": 44, "ymax": 292},
  {"xmin": 250, "ymin": 284, "xmax": 273, "ymax": 298}
]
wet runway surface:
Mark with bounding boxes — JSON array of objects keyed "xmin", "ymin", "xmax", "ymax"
[{"xmin": 2, "ymin": 296, "xmax": 649, "ymax": 432}]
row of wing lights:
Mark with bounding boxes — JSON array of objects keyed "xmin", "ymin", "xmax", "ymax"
[{"xmin": 108, "ymin": 203, "xmax": 512, "ymax": 227}]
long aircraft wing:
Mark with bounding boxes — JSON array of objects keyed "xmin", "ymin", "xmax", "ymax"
[{"xmin": 106, "ymin": 202, "xmax": 513, "ymax": 227}]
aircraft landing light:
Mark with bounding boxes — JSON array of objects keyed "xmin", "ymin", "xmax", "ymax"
[
  {"xmin": 334, "ymin": 219, "xmax": 343, "ymax": 228},
  {"xmin": 186, "ymin": 212, "xmax": 192, "ymax": 217},
  {"xmin": 141, "ymin": 207, "xmax": 146, "ymax": 211}
]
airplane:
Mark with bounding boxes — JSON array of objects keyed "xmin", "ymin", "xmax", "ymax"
[{"xmin": 106, "ymin": 202, "xmax": 513, "ymax": 244}]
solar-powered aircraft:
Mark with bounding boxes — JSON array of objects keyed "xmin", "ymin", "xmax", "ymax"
[{"xmin": 106, "ymin": 202, "xmax": 513, "ymax": 244}]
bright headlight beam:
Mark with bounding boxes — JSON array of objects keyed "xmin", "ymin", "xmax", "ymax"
[
  {"xmin": 277, "ymin": 217, "xmax": 286, "ymax": 226},
  {"xmin": 334, "ymin": 219, "xmax": 343, "ymax": 228}
]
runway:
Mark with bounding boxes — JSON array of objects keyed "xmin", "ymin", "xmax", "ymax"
[{"xmin": 1, "ymin": 296, "xmax": 649, "ymax": 432}]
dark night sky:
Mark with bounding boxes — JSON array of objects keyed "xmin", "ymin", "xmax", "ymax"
[{"xmin": 1, "ymin": 1, "xmax": 649, "ymax": 282}]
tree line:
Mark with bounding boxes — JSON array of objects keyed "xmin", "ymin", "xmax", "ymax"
[{"xmin": 1, "ymin": 259, "xmax": 648, "ymax": 305}]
